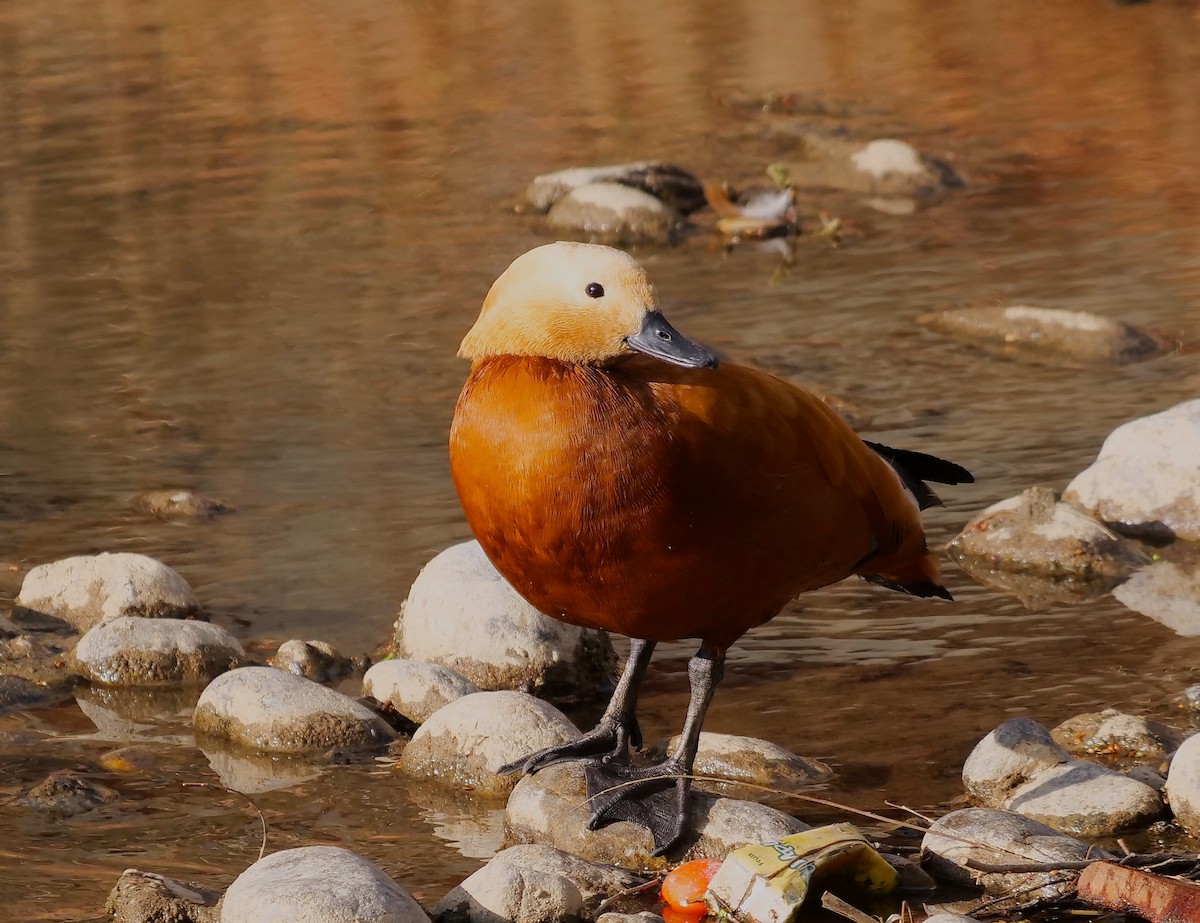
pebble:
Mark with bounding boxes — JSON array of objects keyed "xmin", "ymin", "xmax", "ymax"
[
  {"xmin": 545, "ymin": 182, "xmax": 679, "ymax": 244},
  {"xmin": 71, "ymin": 616, "xmax": 245, "ymax": 686},
  {"xmin": 504, "ymin": 761, "xmax": 809, "ymax": 871},
  {"xmin": 220, "ymin": 846, "xmax": 427, "ymax": 923},
  {"xmin": 106, "ymin": 869, "xmax": 220, "ymax": 923},
  {"xmin": 194, "ymin": 666, "xmax": 396, "ymax": 756},
  {"xmin": 362, "ymin": 659, "xmax": 480, "ymax": 724},
  {"xmin": 1064, "ymin": 399, "xmax": 1200, "ymax": 540},
  {"xmin": 1164, "ymin": 733, "xmax": 1200, "ymax": 834},
  {"xmin": 13, "ymin": 553, "xmax": 200, "ymax": 633},
  {"xmin": 922, "ymin": 807, "xmax": 1112, "ymax": 905},
  {"xmin": 17, "ymin": 769, "xmax": 119, "ymax": 815},
  {"xmin": 662, "ymin": 731, "xmax": 831, "ymax": 794},
  {"xmin": 525, "ymin": 162, "xmax": 705, "ymax": 214},
  {"xmin": 434, "ymin": 861, "xmax": 583, "ymax": 923},
  {"xmin": 1113, "ymin": 558, "xmax": 1200, "ymax": 635},
  {"xmin": 268, "ymin": 639, "xmax": 354, "ymax": 684},
  {"xmin": 131, "ymin": 489, "xmax": 233, "ymax": 522},
  {"xmin": 392, "ymin": 541, "xmax": 614, "ymax": 700},
  {"xmin": 396, "ymin": 690, "xmax": 579, "ymax": 796},
  {"xmin": 916, "ymin": 305, "xmax": 1165, "ymax": 366},
  {"xmin": 949, "ymin": 487, "xmax": 1150, "ymax": 580}
]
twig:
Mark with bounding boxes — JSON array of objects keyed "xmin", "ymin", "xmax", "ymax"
[
  {"xmin": 182, "ymin": 781, "xmax": 268, "ymax": 861},
  {"xmin": 821, "ymin": 892, "xmax": 879, "ymax": 923},
  {"xmin": 884, "ymin": 801, "xmax": 938, "ymax": 827},
  {"xmin": 966, "ymin": 859, "xmax": 1093, "ymax": 874},
  {"xmin": 592, "ymin": 876, "xmax": 662, "ymax": 917}
]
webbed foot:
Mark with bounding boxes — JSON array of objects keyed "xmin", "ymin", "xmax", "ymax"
[
  {"xmin": 583, "ymin": 758, "xmax": 692, "ymax": 856},
  {"xmin": 498, "ymin": 714, "xmax": 642, "ymax": 776}
]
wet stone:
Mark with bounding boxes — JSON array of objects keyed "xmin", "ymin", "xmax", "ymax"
[
  {"xmin": 780, "ymin": 134, "xmax": 960, "ymax": 199},
  {"xmin": 269, "ymin": 639, "xmax": 354, "ymax": 684},
  {"xmin": 962, "ymin": 717, "xmax": 1070, "ymax": 807},
  {"xmin": 71, "ymin": 616, "xmax": 246, "ymax": 686},
  {"xmin": 950, "ymin": 486, "xmax": 1150, "ymax": 581},
  {"xmin": 503, "ymin": 761, "xmax": 810, "ymax": 871},
  {"xmin": 1164, "ymin": 733, "xmax": 1200, "ymax": 835},
  {"xmin": 13, "ymin": 552, "xmax": 200, "ymax": 633},
  {"xmin": 525, "ymin": 161, "xmax": 705, "ymax": 214},
  {"xmin": 1052, "ymin": 709, "xmax": 1187, "ymax": 766},
  {"xmin": 194, "ymin": 666, "xmax": 396, "ymax": 757},
  {"xmin": 545, "ymin": 182, "xmax": 679, "ymax": 244},
  {"xmin": 100, "ymin": 746, "xmax": 162, "ymax": 773},
  {"xmin": 392, "ymin": 541, "xmax": 615, "ymax": 701},
  {"xmin": 132, "ymin": 489, "xmax": 233, "ymax": 522},
  {"xmin": 916, "ymin": 305, "xmax": 1166, "ymax": 366},
  {"xmin": 221, "ymin": 846, "xmax": 427, "ymax": 923},
  {"xmin": 663, "ymin": 731, "xmax": 832, "ymax": 794},
  {"xmin": 1005, "ymin": 759, "xmax": 1165, "ymax": 837},
  {"xmin": 362, "ymin": 658, "xmax": 480, "ymax": 725},
  {"xmin": 0, "ymin": 675, "xmax": 64, "ymax": 712},
  {"xmin": 397, "ymin": 690, "xmax": 579, "ymax": 796},
  {"xmin": 922, "ymin": 807, "xmax": 1112, "ymax": 904},
  {"xmin": 1064, "ymin": 399, "xmax": 1200, "ymax": 541},
  {"xmin": 106, "ymin": 869, "xmax": 220, "ymax": 923},
  {"xmin": 17, "ymin": 769, "xmax": 119, "ymax": 815},
  {"xmin": 434, "ymin": 860, "xmax": 583, "ymax": 923},
  {"xmin": 597, "ymin": 914, "xmax": 664, "ymax": 923}
]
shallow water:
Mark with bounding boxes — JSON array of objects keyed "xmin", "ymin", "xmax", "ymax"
[{"xmin": 2, "ymin": 0, "xmax": 1200, "ymax": 917}]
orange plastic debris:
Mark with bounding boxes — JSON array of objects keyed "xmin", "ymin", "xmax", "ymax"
[{"xmin": 661, "ymin": 859, "xmax": 724, "ymax": 919}]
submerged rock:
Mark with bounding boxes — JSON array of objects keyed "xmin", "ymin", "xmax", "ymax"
[
  {"xmin": 397, "ymin": 690, "xmax": 579, "ymax": 796},
  {"xmin": 922, "ymin": 807, "xmax": 1111, "ymax": 904},
  {"xmin": 0, "ymin": 675, "xmax": 67, "ymax": 712},
  {"xmin": 525, "ymin": 162, "xmax": 705, "ymax": 214},
  {"xmin": 916, "ymin": 305, "xmax": 1166, "ymax": 365},
  {"xmin": 17, "ymin": 769, "xmax": 119, "ymax": 815},
  {"xmin": 268, "ymin": 639, "xmax": 355, "ymax": 684},
  {"xmin": 71, "ymin": 616, "xmax": 245, "ymax": 686},
  {"xmin": 221, "ymin": 846, "xmax": 426, "ymax": 923},
  {"xmin": 362, "ymin": 659, "xmax": 480, "ymax": 725},
  {"xmin": 545, "ymin": 183, "xmax": 679, "ymax": 244},
  {"xmin": 132, "ymin": 489, "xmax": 233, "ymax": 522},
  {"xmin": 662, "ymin": 731, "xmax": 832, "ymax": 794},
  {"xmin": 106, "ymin": 869, "xmax": 220, "ymax": 923},
  {"xmin": 949, "ymin": 487, "xmax": 1150, "ymax": 581},
  {"xmin": 780, "ymin": 135, "xmax": 960, "ymax": 199},
  {"xmin": 13, "ymin": 553, "xmax": 200, "ymax": 633},
  {"xmin": 1113, "ymin": 558, "xmax": 1200, "ymax": 635},
  {"xmin": 194, "ymin": 666, "xmax": 395, "ymax": 757},
  {"xmin": 1064, "ymin": 399, "xmax": 1200, "ymax": 540},
  {"xmin": 504, "ymin": 761, "xmax": 809, "ymax": 870},
  {"xmin": 392, "ymin": 541, "xmax": 615, "ymax": 701}
]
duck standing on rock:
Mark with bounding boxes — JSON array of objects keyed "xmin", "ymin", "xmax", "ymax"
[{"xmin": 449, "ymin": 241, "xmax": 972, "ymax": 854}]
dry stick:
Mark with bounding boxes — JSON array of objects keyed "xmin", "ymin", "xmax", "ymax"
[
  {"xmin": 592, "ymin": 877, "xmax": 665, "ymax": 917},
  {"xmin": 182, "ymin": 781, "xmax": 269, "ymax": 862},
  {"xmin": 822, "ymin": 892, "xmax": 880, "ymax": 923}
]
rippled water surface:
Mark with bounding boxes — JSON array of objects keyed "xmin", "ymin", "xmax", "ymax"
[{"xmin": 3, "ymin": 0, "xmax": 1200, "ymax": 917}]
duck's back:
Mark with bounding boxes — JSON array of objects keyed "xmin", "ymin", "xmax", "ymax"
[{"xmin": 450, "ymin": 355, "xmax": 940, "ymax": 650}]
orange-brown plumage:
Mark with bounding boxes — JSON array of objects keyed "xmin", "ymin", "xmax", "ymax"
[{"xmin": 448, "ymin": 241, "xmax": 971, "ymax": 853}]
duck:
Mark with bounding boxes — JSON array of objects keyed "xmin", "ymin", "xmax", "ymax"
[{"xmin": 449, "ymin": 241, "xmax": 972, "ymax": 854}]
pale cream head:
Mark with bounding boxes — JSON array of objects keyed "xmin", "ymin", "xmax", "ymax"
[{"xmin": 459, "ymin": 242, "xmax": 662, "ymax": 365}]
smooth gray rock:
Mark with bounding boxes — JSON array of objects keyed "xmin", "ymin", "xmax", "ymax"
[
  {"xmin": 962, "ymin": 718, "xmax": 1070, "ymax": 806},
  {"xmin": 1113, "ymin": 558, "xmax": 1200, "ymax": 635},
  {"xmin": 663, "ymin": 731, "xmax": 831, "ymax": 794},
  {"xmin": 434, "ymin": 861, "xmax": 583, "ymax": 923},
  {"xmin": 1164, "ymin": 733, "xmax": 1200, "ymax": 834},
  {"xmin": 503, "ymin": 761, "xmax": 809, "ymax": 871},
  {"xmin": 71, "ymin": 617, "xmax": 245, "ymax": 686},
  {"xmin": 463, "ymin": 845, "xmax": 645, "ymax": 915},
  {"xmin": 780, "ymin": 135, "xmax": 960, "ymax": 199},
  {"xmin": 597, "ymin": 914, "xmax": 664, "ymax": 923},
  {"xmin": 106, "ymin": 869, "xmax": 220, "ymax": 923},
  {"xmin": 269, "ymin": 639, "xmax": 354, "ymax": 684},
  {"xmin": 917, "ymin": 305, "xmax": 1165, "ymax": 366},
  {"xmin": 194, "ymin": 667, "xmax": 395, "ymax": 756},
  {"xmin": 17, "ymin": 769, "xmax": 118, "ymax": 815},
  {"xmin": 950, "ymin": 487, "xmax": 1149, "ymax": 580},
  {"xmin": 13, "ymin": 553, "xmax": 200, "ymax": 633},
  {"xmin": 132, "ymin": 489, "xmax": 233, "ymax": 521},
  {"xmin": 220, "ymin": 846, "xmax": 427, "ymax": 923},
  {"xmin": 1064, "ymin": 399, "xmax": 1200, "ymax": 540},
  {"xmin": 545, "ymin": 183, "xmax": 678, "ymax": 243},
  {"xmin": 392, "ymin": 541, "xmax": 614, "ymax": 701},
  {"xmin": 397, "ymin": 691, "xmax": 579, "ymax": 796},
  {"xmin": 525, "ymin": 162, "xmax": 704, "ymax": 214},
  {"xmin": 1052, "ymin": 709, "xmax": 1187, "ymax": 765},
  {"xmin": 1005, "ymin": 759, "xmax": 1165, "ymax": 836},
  {"xmin": 363, "ymin": 659, "xmax": 480, "ymax": 724},
  {"xmin": 922, "ymin": 807, "xmax": 1111, "ymax": 904}
]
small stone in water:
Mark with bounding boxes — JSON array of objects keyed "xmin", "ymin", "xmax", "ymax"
[{"xmin": 17, "ymin": 770, "xmax": 119, "ymax": 815}]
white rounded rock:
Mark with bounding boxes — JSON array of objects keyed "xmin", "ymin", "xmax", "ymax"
[
  {"xmin": 392, "ymin": 541, "xmax": 613, "ymax": 700},
  {"xmin": 962, "ymin": 717, "xmax": 1070, "ymax": 806},
  {"xmin": 363, "ymin": 660, "xmax": 480, "ymax": 724},
  {"xmin": 221, "ymin": 846, "xmax": 426, "ymax": 923},
  {"xmin": 14, "ymin": 553, "xmax": 199, "ymax": 633},
  {"xmin": 1064, "ymin": 399, "xmax": 1200, "ymax": 539},
  {"xmin": 397, "ymin": 691, "xmax": 579, "ymax": 796},
  {"xmin": 1165, "ymin": 733, "xmax": 1200, "ymax": 834},
  {"xmin": 71, "ymin": 617, "xmax": 245, "ymax": 686},
  {"xmin": 1005, "ymin": 760, "xmax": 1164, "ymax": 836},
  {"xmin": 664, "ymin": 732, "xmax": 831, "ymax": 791},
  {"xmin": 433, "ymin": 860, "xmax": 582, "ymax": 923},
  {"xmin": 194, "ymin": 667, "xmax": 395, "ymax": 756},
  {"xmin": 545, "ymin": 183, "xmax": 677, "ymax": 243}
]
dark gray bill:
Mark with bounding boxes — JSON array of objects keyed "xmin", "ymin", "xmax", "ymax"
[{"xmin": 625, "ymin": 312, "xmax": 719, "ymax": 369}]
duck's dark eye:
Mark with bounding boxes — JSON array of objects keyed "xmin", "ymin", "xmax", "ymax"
[{"xmin": 585, "ymin": 282, "xmax": 605, "ymax": 299}]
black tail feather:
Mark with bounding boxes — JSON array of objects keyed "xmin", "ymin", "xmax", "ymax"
[
  {"xmin": 865, "ymin": 440, "xmax": 974, "ymax": 511},
  {"xmin": 861, "ymin": 573, "xmax": 954, "ymax": 600}
]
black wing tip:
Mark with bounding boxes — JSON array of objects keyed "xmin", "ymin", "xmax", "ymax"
[{"xmin": 862, "ymin": 574, "xmax": 954, "ymax": 601}]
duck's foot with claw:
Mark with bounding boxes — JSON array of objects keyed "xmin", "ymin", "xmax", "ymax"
[
  {"xmin": 498, "ymin": 715, "xmax": 640, "ymax": 776},
  {"xmin": 584, "ymin": 758, "xmax": 692, "ymax": 856}
]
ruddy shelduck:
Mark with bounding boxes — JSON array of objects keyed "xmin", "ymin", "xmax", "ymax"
[{"xmin": 450, "ymin": 241, "xmax": 972, "ymax": 852}]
